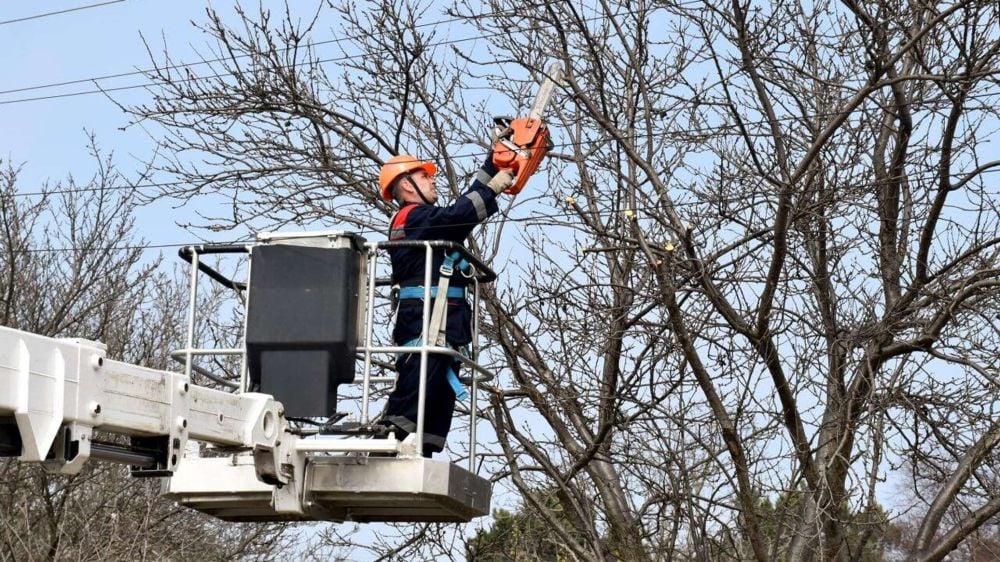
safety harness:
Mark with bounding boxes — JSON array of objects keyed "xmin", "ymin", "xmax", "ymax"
[{"xmin": 389, "ymin": 206, "xmax": 472, "ymax": 400}]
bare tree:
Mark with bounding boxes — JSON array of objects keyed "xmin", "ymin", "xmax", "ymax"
[
  {"xmin": 461, "ymin": 0, "xmax": 1000, "ymax": 560},
  {"xmin": 124, "ymin": 0, "xmax": 1000, "ymax": 560},
  {"xmin": 122, "ymin": 1, "xmax": 492, "ymax": 236},
  {"xmin": 0, "ymin": 140, "xmax": 294, "ymax": 561}
]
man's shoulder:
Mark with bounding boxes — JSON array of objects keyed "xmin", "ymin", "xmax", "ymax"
[
  {"xmin": 400, "ymin": 202, "xmax": 438, "ymax": 219},
  {"xmin": 392, "ymin": 202, "xmax": 424, "ymax": 222}
]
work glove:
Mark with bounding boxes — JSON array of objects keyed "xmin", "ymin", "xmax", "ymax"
[{"xmin": 487, "ymin": 169, "xmax": 516, "ymax": 195}]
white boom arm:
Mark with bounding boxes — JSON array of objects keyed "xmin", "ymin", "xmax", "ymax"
[
  {"xmin": 0, "ymin": 324, "xmax": 359, "ymax": 518},
  {"xmin": 0, "ymin": 325, "xmax": 283, "ymax": 474},
  {"xmin": 0, "ymin": 325, "xmax": 488, "ymax": 522}
]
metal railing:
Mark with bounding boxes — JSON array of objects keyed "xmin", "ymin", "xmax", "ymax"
[
  {"xmin": 173, "ymin": 233, "xmax": 495, "ymax": 471},
  {"xmin": 176, "ymin": 243, "xmax": 251, "ymax": 391},
  {"xmin": 360, "ymin": 240, "xmax": 496, "ymax": 470}
]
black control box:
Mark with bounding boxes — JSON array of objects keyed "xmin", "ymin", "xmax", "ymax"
[{"xmin": 245, "ymin": 239, "xmax": 363, "ymax": 417}]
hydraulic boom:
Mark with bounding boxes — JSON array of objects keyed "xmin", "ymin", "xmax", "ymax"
[{"xmin": 0, "ymin": 231, "xmax": 495, "ymax": 523}]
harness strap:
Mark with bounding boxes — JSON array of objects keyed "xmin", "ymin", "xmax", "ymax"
[
  {"xmin": 398, "ymin": 286, "xmax": 467, "ymax": 300},
  {"xmin": 399, "ymin": 338, "xmax": 469, "ymax": 400},
  {"xmin": 387, "ymin": 203, "xmax": 473, "ymax": 357},
  {"xmin": 427, "ymin": 251, "xmax": 470, "ymax": 347}
]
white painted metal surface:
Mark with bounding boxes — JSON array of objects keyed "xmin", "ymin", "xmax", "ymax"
[
  {"xmin": 0, "ymin": 230, "xmax": 496, "ymax": 524},
  {"xmin": 163, "ymin": 454, "xmax": 491, "ymax": 523},
  {"xmin": 0, "ymin": 326, "xmax": 281, "ymax": 475},
  {"xmin": 0, "ymin": 323, "xmax": 493, "ymax": 523}
]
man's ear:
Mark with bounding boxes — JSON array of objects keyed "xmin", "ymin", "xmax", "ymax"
[
  {"xmin": 397, "ymin": 176, "xmax": 413, "ymax": 194},
  {"xmin": 391, "ymin": 176, "xmax": 413, "ymax": 203}
]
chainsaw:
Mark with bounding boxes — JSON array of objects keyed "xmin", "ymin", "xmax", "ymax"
[{"xmin": 491, "ymin": 62, "xmax": 564, "ymax": 195}]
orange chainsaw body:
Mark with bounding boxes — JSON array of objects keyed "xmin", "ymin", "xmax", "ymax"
[{"xmin": 491, "ymin": 117, "xmax": 551, "ymax": 195}]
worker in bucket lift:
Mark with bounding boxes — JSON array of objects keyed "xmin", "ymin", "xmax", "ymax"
[{"xmin": 377, "ymin": 151, "xmax": 516, "ymax": 457}]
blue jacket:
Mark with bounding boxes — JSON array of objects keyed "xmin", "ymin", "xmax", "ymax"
[
  {"xmin": 388, "ymin": 160, "xmax": 502, "ymax": 346},
  {"xmin": 387, "ymin": 161, "xmax": 501, "ymax": 288}
]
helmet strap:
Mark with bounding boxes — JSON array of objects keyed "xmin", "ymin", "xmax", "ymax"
[{"xmin": 404, "ymin": 174, "xmax": 435, "ymax": 206}]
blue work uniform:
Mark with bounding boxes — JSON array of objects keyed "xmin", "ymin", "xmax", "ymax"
[{"xmin": 382, "ymin": 160, "xmax": 502, "ymax": 456}]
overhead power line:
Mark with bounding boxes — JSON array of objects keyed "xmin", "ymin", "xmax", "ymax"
[
  {"xmin": 14, "ymin": 179, "xmax": 186, "ymax": 197},
  {"xmin": 0, "ymin": 1, "xmax": 584, "ymax": 97},
  {"xmin": 0, "ymin": 0, "xmax": 125, "ymax": 27},
  {"xmin": 0, "ymin": 0, "xmax": 985, "ymax": 107},
  {"xmin": 0, "ymin": 0, "xmax": 707, "ymax": 96},
  {"xmin": 3, "ymin": 4, "xmax": 996, "ymax": 202},
  {"xmin": 1, "ymin": 3, "xmax": 751, "ymax": 106},
  {"xmin": 0, "ymin": 10, "xmax": 468, "ymax": 96},
  {"xmin": 13, "ymin": 158, "xmax": 1000, "ymax": 197},
  {"xmin": 0, "ymin": 32, "xmax": 490, "ymax": 105},
  {"xmin": 0, "ymin": 0, "xmax": 989, "ymax": 107},
  {"xmin": 2, "ymin": 18, "xmax": 995, "ymax": 144}
]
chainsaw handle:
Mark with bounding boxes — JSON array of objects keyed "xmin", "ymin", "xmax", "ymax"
[
  {"xmin": 489, "ymin": 116, "xmax": 551, "ymax": 195},
  {"xmin": 491, "ymin": 139, "xmax": 523, "ymax": 173}
]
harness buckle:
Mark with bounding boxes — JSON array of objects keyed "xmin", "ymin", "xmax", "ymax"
[{"xmin": 390, "ymin": 284, "xmax": 400, "ymax": 309}]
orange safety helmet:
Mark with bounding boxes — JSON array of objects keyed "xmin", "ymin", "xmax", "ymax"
[{"xmin": 378, "ymin": 154, "xmax": 437, "ymax": 201}]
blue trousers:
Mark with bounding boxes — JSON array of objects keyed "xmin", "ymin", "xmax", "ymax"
[
  {"xmin": 383, "ymin": 299, "xmax": 471, "ymax": 457},
  {"xmin": 383, "ymin": 351, "xmax": 460, "ymax": 457}
]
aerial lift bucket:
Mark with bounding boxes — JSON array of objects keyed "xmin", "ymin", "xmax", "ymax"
[
  {"xmin": 0, "ymin": 231, "xmax": 495, "ymax": 524},
  {"xmin": 160, "ymin": 231, "xmax": 495, "ymax": 523}
]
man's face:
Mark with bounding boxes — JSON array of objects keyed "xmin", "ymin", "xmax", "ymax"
[{"xmin": 406, "ymin": 170, "xmax": 437, "ymax": 205}]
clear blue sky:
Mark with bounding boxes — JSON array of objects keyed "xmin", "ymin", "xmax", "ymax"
[{"xmin": 0, "ymin": 1, "xmax": 299, "ymax": 246}]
